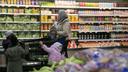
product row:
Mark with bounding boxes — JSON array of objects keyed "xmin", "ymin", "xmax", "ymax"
[
  {"xmin": 41, "ymin": 24, "xmax": 79, "ymax": 30},
  {"xmin": 78, "ymin": 41, "xmax": 128, "ymax": 48},
  {"xmin": 41, "ymin": 32, "xmax": 78, "ymax": 38},
  {"xmin": 0, "ymin": 16, "xmax": 38, "ymax": 22},
  {"xmin": 0, "ymin": 32, "xmax": 40, "ymax": 38},
  {"xmin": 0, "ymin": 24, "xmax": 39, "ymax": 30},
  {"xmin": 79, "ymin": 24, "xmax": 128, "ymax": 32},
  {"xmin": 41, "ymin": 0, "xmax": 128, "ymax": 7},
  {"xmin": 78, "ymin": 32, "xmax": 128, "ymax": 40},
  {"xmin": 0, "ymin": 0, "xmax": 38, "ymax": 5},
  {"xmin": 111, "ymin": 33, "xmax": 128, "ymax": 39},
  {"xmin": 78, "ymin": 32, "xmax": 110, "ymax": 40},
  {"xmin": 0, "ymin": 0, "xmax": 128, "ymax": 8},
  {"xmin": 78, "ymin": 10, "xmax": 128, "ymax": 16},
  {"xmin": 41, "ymin": 9, "xmax": 77, "ymax": 14},
  {"xmin": 0, "ymin": 7, "xmax": 40, "ymax": 14},
  {"xmin": 79, "ymin": 17, "xmax": 128, "ymax": 22},
  {"xmin": 40, "ymin": 15, "xmax": 78, "ymax": 22}
]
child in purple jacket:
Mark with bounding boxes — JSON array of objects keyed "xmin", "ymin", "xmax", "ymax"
[{"xmin": 40, "ymin": 41, "xmax": 64, "ymax": 64}]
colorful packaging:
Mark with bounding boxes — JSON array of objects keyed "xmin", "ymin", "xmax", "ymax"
[{"xmin": 13, "ymin": 0, "xmax": 17, "ymax": 4}]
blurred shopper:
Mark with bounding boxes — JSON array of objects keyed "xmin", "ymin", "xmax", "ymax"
[
  {"xmin": 3, "ymin": 31, "xmax": 29, "ymax": 72},
  {"xmin": 52, "ymin": 10, "xmax": 71, "ymax": 58}
]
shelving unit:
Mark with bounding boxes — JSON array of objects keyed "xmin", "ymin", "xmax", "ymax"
[
  {"xmin": 0, "ymin": 1, "xmax": 127, "ymax": 48},
  {"xmin": 0, "ymin": 0, "xmax": 128, "ymax": 71}
]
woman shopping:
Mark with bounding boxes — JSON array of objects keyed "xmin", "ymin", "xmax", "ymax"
[
  {"xmin": 2, "ymin": 31, "xmax": 29, "ymax": 72},
  {"xmin": 52, "ymin": 10, "xmax": 71, "ymax": 58}
]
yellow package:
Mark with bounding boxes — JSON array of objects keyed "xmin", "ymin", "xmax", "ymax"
[
  {"xmin": 2, "ymin": 8, "xmax": 6, "ymax": 13},
  {"xmin": 44, "ymin": 15, "xmax": 48, "ymax": 22},
  {"xmin": 41, "ymin": 16, "xmax": 44, "ymax": 22},
  {"xmin": 11, "ymin": 0, "xmax": 13, "ymax": 4},
  {"xmin": 13, "ymin": 0, "xmax": 17, "ymax": 4},
  {"xmin": 23, "ymin": 0, "xmax": 25, "ymax": 5},
  {"xmin": 28, "ymin": 0, "xmax": 30, "ymax": 5},
  {"xmin": 2, "ymin": 0, "xmax": 5, "ymax": 4},
  {"xmin": 7, "ymin": 0, "xmax": 10, "ymax": 4},
  {"xmin": 8, "ymin": 8, "xmax": 11, "ymax": 13}
]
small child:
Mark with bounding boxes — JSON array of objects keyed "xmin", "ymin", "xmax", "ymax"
[{"xmin": 40, "ymin": 41, "xmax": 64, "ymax": 64}]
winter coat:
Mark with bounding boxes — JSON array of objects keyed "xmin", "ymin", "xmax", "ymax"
[
  {"xmin": 41, "ymin": 42, "xmax": 64, "ymax": 63},
  {"xmin": 5, "ymin": 44, "xmax": 29, "ymax": 72},
  {"xmin": 52, "ymin": 10, "xmax": 71, "ymax": 40}
]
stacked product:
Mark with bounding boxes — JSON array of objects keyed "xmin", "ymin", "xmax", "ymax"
[
  {"xmin": 32, "ymin": 48, "xmax": 128, "ymax": 72},
  {"xmin": 1, "ymin": 0, "xmax": 39, "ymax": 5}
]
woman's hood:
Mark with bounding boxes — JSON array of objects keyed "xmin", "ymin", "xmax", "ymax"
[{"xmin": 58, "ymin": 10, "xmax": 68, "ymax": 23}]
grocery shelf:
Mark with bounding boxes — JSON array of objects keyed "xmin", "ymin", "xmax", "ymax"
[
  {"xmin": 0, "ymin": 62, "xmax": 41, "ymax": 68},
  {"xmin": 71, "ymin": 29, "xmax": 79, "ymax": 31},
  {"xmin": 79, "ymin": 30, "xmax": 128, "ymax": 33},
  {"xmin": 0, "ymin": 21, "xmax": 40, "ymax": 24},
  {"xmin": 41, "ymin": 22, "xmax": 79, "ymax": 24},
  {"xmin": 70, "ymin": 37, "xmax": 78, "ymax": 40},
  {"xmin": 113, "ymin": 22, "xmax": 128, "ymax": 24},
  {"xmin": 79, "ymin": 21, "xmax": 113, "ymax": 24},
  {"xmin": 0, "ymin": 13, "xmax": 40, "ymax": 15},
  {"xmin": 68, "ymin": 46, "xmax": 128, "ymax": 50},
  {"xmin": 41, "ymin": 30, "xmax": 49, "ymax": 32},
  {"xmin": 41, "ymin": 6, "xmax": 113, "ymax": 9},
  {"xmin": 0, "ymin": 38, "xmax": 40, "ymax": 40},
  {"xmin": 0, "ymin": 30, "xmax": 40, "ymax": 32},
  {"xmin": 41, "ymin": 6, "xmax": 79, "ymax": 9},
  {"xmin": 41, "ymin": 30, "xmax": 79, "ymax": 32},
  {"xmin": 18, "ymin": 38, "xmax": 40, "ymax": 40},
  {"xmin": 79, "ymin": 14, "xmax": 114, "ymax": 17},
  {"xmin": 113, "ymin": 7, "xmax": 128, "ymax": 10},
  {"xmin": 41, "ymin": 6, "xmax": 128, "ymax": 9},
  {"xmin": 23, "ymin": 62, "xmax": 41, "ymax": 66},
  {"xmin": 78, "ymin": 38, "xmax": 128, "ymax": 42},
  {"xmin": 41, "ymin": 14, "xmax": 78, "ymax": 16},
  {"xmin": 0, "ymin": 4, "xmax": 40, "ymax": 7}
]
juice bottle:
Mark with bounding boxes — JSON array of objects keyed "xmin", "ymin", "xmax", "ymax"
[
  {"xmin": 2, "ymin": 0, "xmax": 5, "ymax": 4},
  {"xmin": 28, "ymin": 0, "xmax": 31, "ymax": 5},
  {"xmin": 11, "ymin": 0, "xmax": 13, "ymax": 4},
  {"xmin": 7, "ymin": 0, "xmax": 11, "ymax": 4},
  {"xmin": 19, "ymin": 0, "xmax": 23, "ymax": 5},
  {"xmin": 31, "ymin": 0, "xmax": 34, "ymax": 5},
  {"xmin": 2, "ymin": 8, "xmax": 5, "ymax": 13},
  {"xmin": 25, "ymin": 0, "xmax": 28, "ymax": 5},
  {"xmin": 17, "ymin": 0, "xmax": 19, "ymax": 5},
  {"xmin": 13, "ymin": 0, "xmax": 17, "ymax": 4}
]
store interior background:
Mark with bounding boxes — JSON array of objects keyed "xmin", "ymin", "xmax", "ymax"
[{"xmin": 0, "ymin": 0, "xmax": 128, "ymax": 71}]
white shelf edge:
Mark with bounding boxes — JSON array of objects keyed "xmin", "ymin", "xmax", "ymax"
[
  {"xmin": 78, "ymin": 38, "xmax": 128, "ymax": 42},
  {"xmin": 70, "ymin": 37, "xmax": 78, "ymax": 40},
  {"xmin": 40, "ymin": 6, "xmax": 73, "ymax": 8},
  {"xmin": 41, "ymin": 6, "xmax": 128, "ymax": 9},
  {"xmin": 79, "ymin": 30, "xmax": 128, "ymax": 33},
  {"xmin": 41, "ymin": 30, "xmax": 49, "ymax": 32},
  {"xmin": 41, "ymin": 22, "xmax": 79, "ymax": 24},
  {"xmin": 41, "ymin": 14, "xmax": 78, "ymax": 16},
  {"xmin": 41, "ymin": 30, "xmax": 78, "ymax": 32},
  {"xmin": 71, "ymin": 29, "xmax": 79, "ymax": 31},
  {"xmin": 0, "ymin": 13, "xmax": 40, "ymax": 15},
  {"xmin": 0, "ymin": 4, "xmax": 40, "ymax": 7},
  {"xmin": 0, "ymin": 21, "xmax": 40, "ymax": 23},
  {"xmin": 79, "ymin": 14, "xmax": 114, "ymax": 16},
  {"xmin": 18, "ymin": 38, "xmax": 40, "ymax": 39},
  {"xmin": 0, "ymin": 30, "xmax": 40, "ymax": 32},
  {"xmin": 79, "ymin": 21, "xmax": 113, "ymax": 24}
]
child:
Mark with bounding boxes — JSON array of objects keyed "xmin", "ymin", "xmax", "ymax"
[{"xmin": 40, "ymin": 41, "xmax": 64, "ymax": 65}]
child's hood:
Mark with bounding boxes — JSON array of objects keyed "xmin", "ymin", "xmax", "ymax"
[{"xmin": 50, "ymin": 42, "xmax": 62, "ymax": 52}]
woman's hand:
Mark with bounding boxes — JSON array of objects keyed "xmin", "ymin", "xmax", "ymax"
[{"xmin": 40, "ymin": 41, "xmax": 44, "ymax": 45}]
